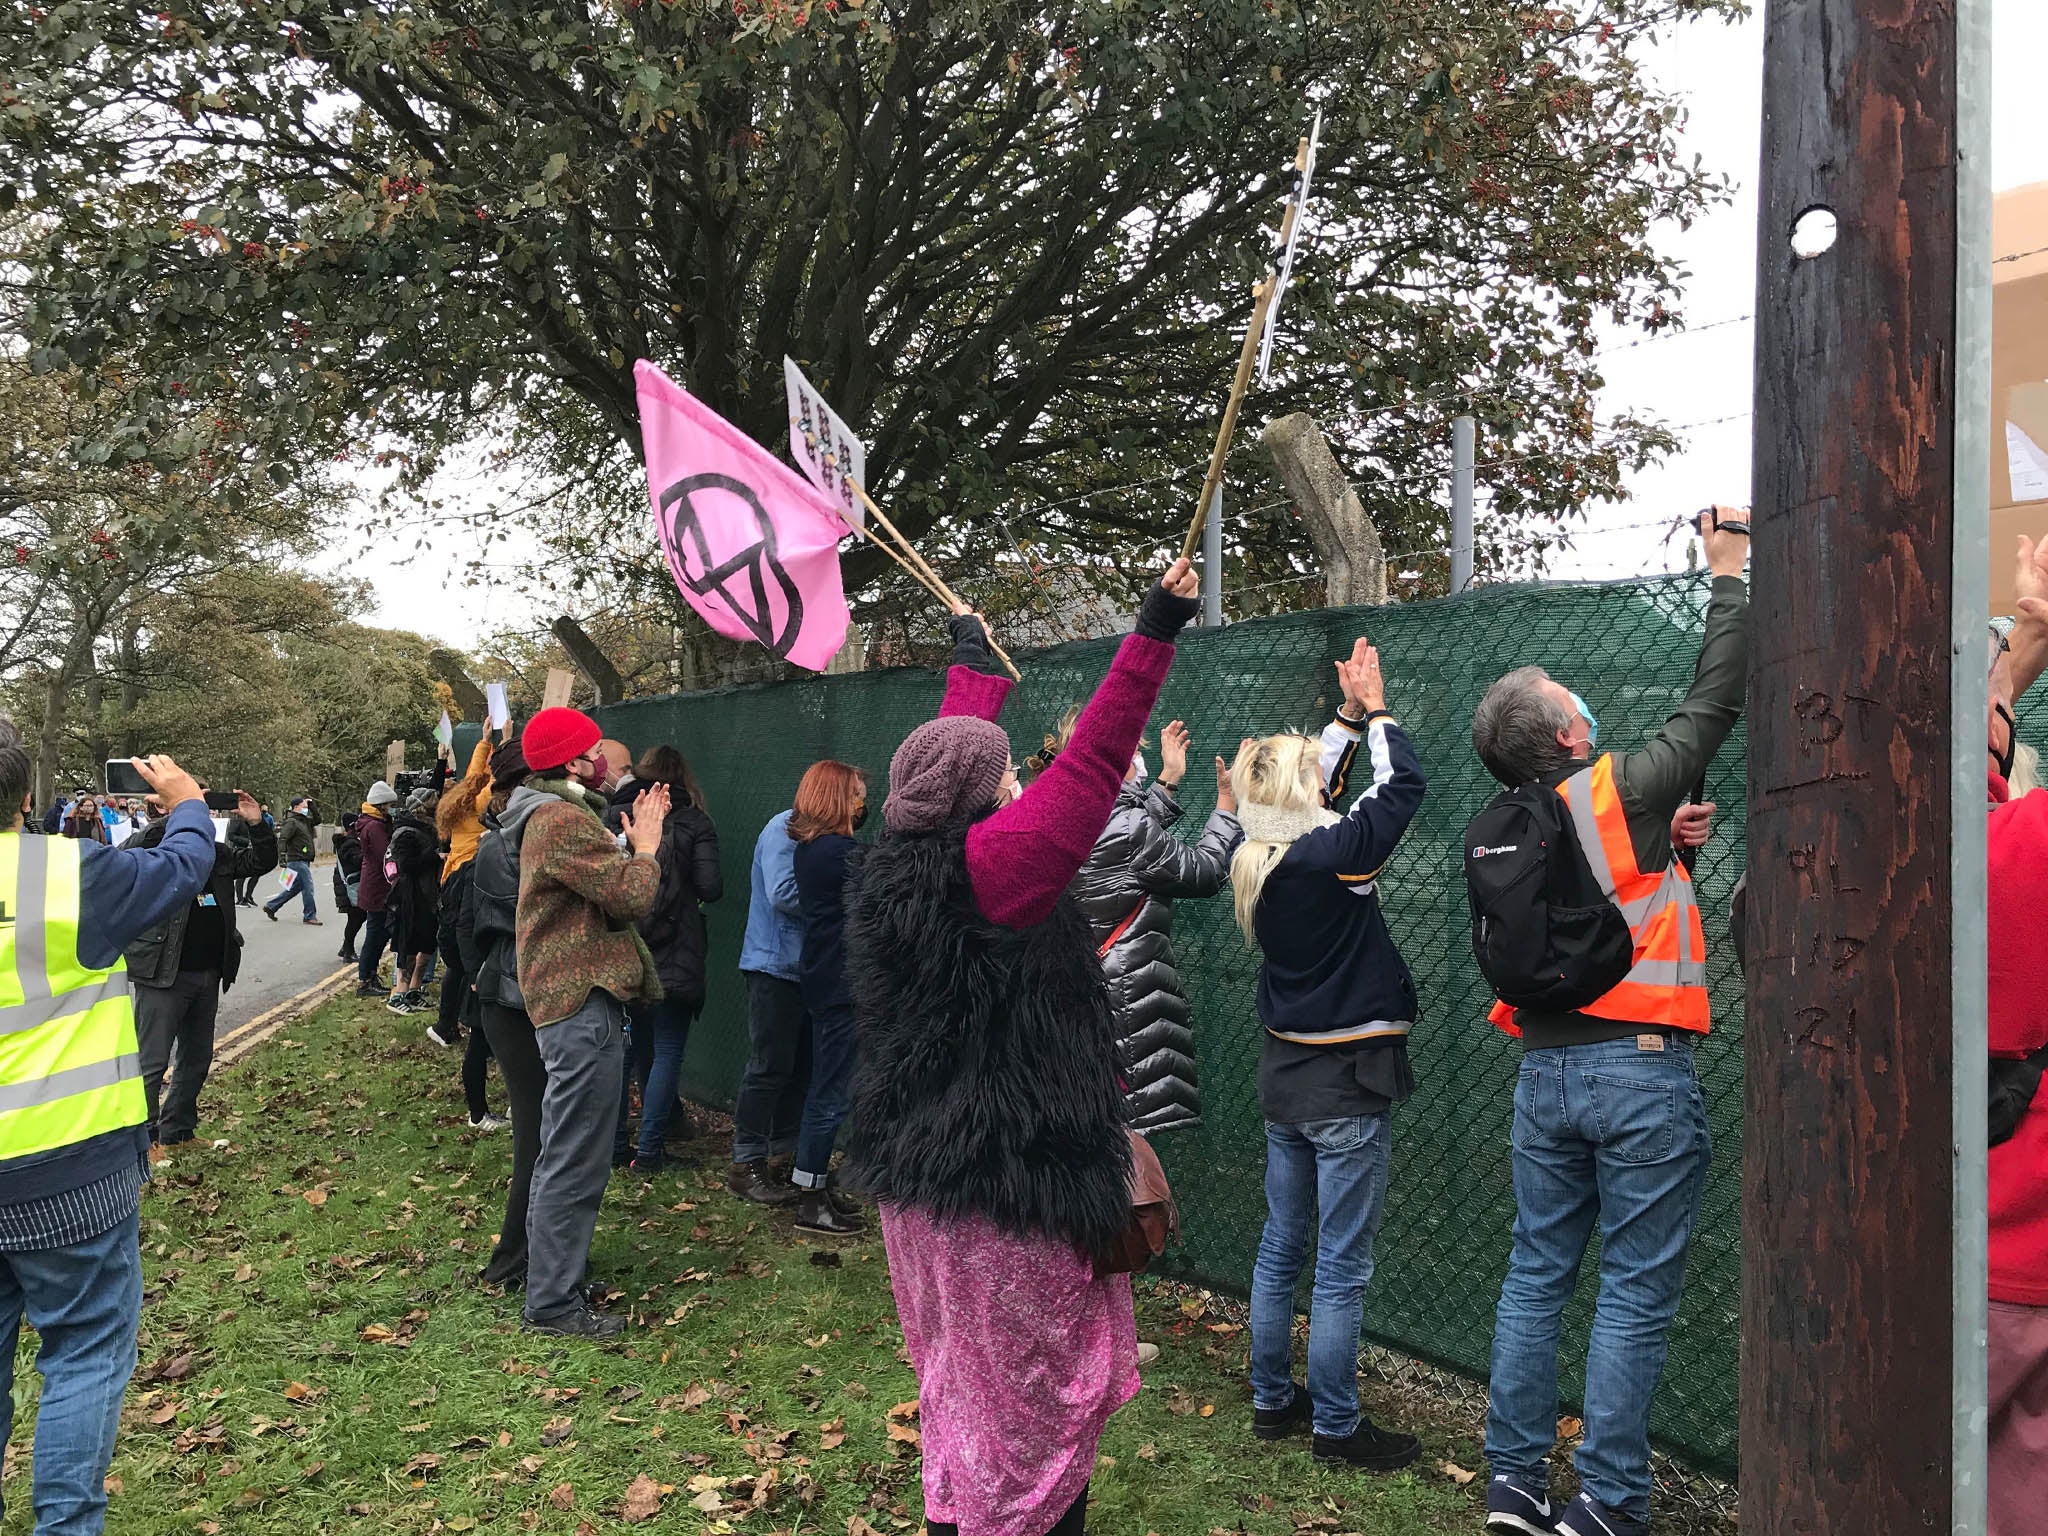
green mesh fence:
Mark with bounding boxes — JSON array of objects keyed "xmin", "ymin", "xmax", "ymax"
[{"xmin": 594, "ymin": 571, "xmax": 1791, "ymax": 1477}]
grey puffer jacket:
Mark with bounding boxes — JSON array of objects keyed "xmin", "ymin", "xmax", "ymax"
[{"xmin": 1070, "ymin": 781, "xmax": 1242, "ymax": 1133}]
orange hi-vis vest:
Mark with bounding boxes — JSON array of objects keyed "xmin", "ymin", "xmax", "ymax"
[{"xmin": 1488, "ymin": 753, "xmax": 1711, "ymax": 1036}]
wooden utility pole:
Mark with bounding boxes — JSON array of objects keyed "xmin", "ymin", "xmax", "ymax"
[{"xmin": 1743, "ymin": 1, "xmax": 1990, "ymax": 1531}]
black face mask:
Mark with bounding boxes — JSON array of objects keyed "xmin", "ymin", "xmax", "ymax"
[
  {"xmin": 1993, "ymin": 703, "xmax": 2019, "ymax": 781},
  {"xmin": 851, "ymin": 804, "xmax": 868, "ymax": 833}
]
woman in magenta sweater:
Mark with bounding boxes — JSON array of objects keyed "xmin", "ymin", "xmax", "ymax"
[{"xmin": 845, "ymin": 558, "xmax": 1199, "ymax": 1536}]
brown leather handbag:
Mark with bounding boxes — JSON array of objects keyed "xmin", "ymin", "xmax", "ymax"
[
  {"xmin": 1093, "ymin": 906, "xmax": 1180, "ymax": 1277},
  {"xmin": 1096, "ymin": 1128, "xmax": 1179, "ymax": 1277}
]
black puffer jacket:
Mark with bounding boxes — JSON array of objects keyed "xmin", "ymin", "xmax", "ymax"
[
  {"xmin": 602, "ymin": 793, "xmax": 723, "ymax": 1011},
  {"xmin": 1069, "ymin": 781, "xmax": 1241, "ymax": 1133}
]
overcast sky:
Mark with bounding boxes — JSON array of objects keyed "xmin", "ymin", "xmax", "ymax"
[{"xmin": 336, "ymin": 4, "xmax": 2048, "ymax": 644}]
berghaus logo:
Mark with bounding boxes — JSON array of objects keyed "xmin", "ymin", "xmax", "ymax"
[{"xmin": 1472, "ymin": 844, "xmax": 1518, "ymax": 858}]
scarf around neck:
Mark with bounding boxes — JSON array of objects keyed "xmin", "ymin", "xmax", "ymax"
[
  {"xmin": 1235, "ymin": 801, "xmax": 1341, "ymax": 847},
  {"xmin": 531, "ymin": 776, "xmax": 605, "ymax": 822}
]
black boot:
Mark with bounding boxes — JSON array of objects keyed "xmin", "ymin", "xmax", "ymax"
[
  {"xmin": 1312, "ymin": 1417, "xmax": 1422, "ymax": 1471},
  {"xmin": 728, "ymin": 1161, "xmax": 799, "ymax": 1206},
  {"xmin": 792, "ymin": 1187, "xmax": 865, "ymax": 1236},
  {"xmin": 825, "ymin": 1177, "xmax": 863, "ymax": 1219}
]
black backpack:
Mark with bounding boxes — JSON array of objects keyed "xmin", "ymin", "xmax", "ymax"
[
  {"xmin": 1990, "ymin": 1044, "xmax": 2048, "ymax": 1147},
  {"xmin": 1464, "ymin": 770, "xmax": 1635, "ymax": 1014}
]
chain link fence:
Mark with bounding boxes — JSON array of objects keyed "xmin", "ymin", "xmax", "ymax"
[{"xmin": 595, "ymin": 569, "xmax": 2038, "ymax": 1483}]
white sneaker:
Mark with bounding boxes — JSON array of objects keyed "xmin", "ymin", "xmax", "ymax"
[{"xmin": 469, "ymin": 1113, "xmax": 510, "ymax": 1132}]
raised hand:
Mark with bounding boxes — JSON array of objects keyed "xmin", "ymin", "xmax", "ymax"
[
  {"xmin": 1159, "ymin": 721, "xmax": 1190, "ymax": 787},
  {"xmin": 1160, "ymin": 557, "xmax": 1198, "ymax": 598},
  {"xmin": 131, "ymin": 755, "xmax": 202, "ymax": 811},
  {"xmin": 623, "ymin": 782, "xmax": 672, "ymax": 856},
  {"xmin": 234, "ymin": 789, "xmax": 264, "ymax": 825},
  {"xmin": 1334, "ymin": 637, "xmax": 1385, "ymax": 717},
  {"xmin": 1216, "ymin": 737, "xmax": 1252, "ymax": 815}
]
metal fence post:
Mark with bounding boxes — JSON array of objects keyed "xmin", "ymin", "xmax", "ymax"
[
  {"xmin": 1451, "ymin": 416, "xmax": 1475, "ymax": 594},
  {"xmin": 1202, "ymin": 483, "xmax": 1224, "ymax": 627}
]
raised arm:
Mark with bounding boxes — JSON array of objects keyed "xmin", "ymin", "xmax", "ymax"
[
  {"xmin": 967, "ymin": 565, "xmax": 1200, "ymax": 929},
  {"xmin": 937, "ymin": 612, "xmax": 1015, "ymax": 722},
  {"xmin": 1293, "ymin": 639, "xmax": 1426, "ymax": 882}
]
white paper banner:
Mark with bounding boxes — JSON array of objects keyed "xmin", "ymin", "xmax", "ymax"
[
  {"xmin": 783, "ymin": 356, "xmax": 868, "ymax": 531},
  {"xmin": 485, "ymin": 682, "xmax": 510, "ymax": 730},
  {"xmin": 433, "ymin": 710, "xmax": 453, "ymax": 750},
  {"xmin": 1257, "ymin": 107, "xmax": 1323, "ymax": 389},
  {"xmin": 2006, "ymin": 419, "xmax": 2048, "ymax": 504}
]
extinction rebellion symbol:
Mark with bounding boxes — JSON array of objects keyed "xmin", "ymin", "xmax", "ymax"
[{"xmin": 655, "ymin": 473, "xmax": 807, "ymax": 661}]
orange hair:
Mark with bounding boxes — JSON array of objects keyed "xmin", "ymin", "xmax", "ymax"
[{"xmin": 788, "ymin": 760, "xmax": 865, "ymax": 843}]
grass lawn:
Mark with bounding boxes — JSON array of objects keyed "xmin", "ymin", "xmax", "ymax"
[{"xmin": 9, "ymin": 991, "xmax": 1490, "ymax": 1535}]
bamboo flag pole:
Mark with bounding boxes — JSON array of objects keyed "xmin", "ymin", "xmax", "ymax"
[
  {"xmin": 1182, "ymin": 131, "xmax": 1315, "ymax": 563},
  {"xmin": 851, "ymin": 480, "xmax": 1023, "ymax": 681}
]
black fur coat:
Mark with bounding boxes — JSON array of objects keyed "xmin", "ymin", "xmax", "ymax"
[{"xmin": 844, "ymin": 825, "xmax": 1133, "ymax": 1258}]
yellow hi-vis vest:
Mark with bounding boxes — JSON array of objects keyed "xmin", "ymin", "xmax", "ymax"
[{"xmin": 0, "ymin": 834, "xmax": 148, "ymax": 1161}]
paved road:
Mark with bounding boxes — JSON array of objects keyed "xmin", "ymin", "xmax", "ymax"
[{"xmin": 219, "ymin": 875, "xmax": 357, "ymax": 1037}]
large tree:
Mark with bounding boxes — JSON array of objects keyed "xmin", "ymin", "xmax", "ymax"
[{"xmin": 8, "ymin": 0, "xmax": 1735, "ymax": 601}]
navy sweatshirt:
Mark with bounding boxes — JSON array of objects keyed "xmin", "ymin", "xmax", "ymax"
[
  {"xmin": 1252, "ymin": 712, "xmax": 1427, "ymax": 1122},
  {"xmin": 793, "ymin": 832, "xmax": 859, "ymax": 1015}
]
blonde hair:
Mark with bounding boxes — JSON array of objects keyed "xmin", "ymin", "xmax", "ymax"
[
  {"xmin": 1228, "ymin": 733, "xmax": 1325, "ymax": 941},
  {"xmin": 1026, "ymin": 705, "xmax": 1149, "ymax": 775}
]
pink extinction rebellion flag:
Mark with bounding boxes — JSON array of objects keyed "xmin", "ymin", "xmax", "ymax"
[{"xmin": 634, "ymin": 359, "xmax": 851, "ymax": 672}]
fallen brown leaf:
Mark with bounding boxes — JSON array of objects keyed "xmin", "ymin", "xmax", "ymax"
[
  {"xmin": 620, "ymin": 1473, "xmax": 664, "ymax": 1523},
  {"xmin": 681, "ymin": 1383, "xmax": 711, "ymax": 1410},
  {"xmin": 1441, "ymin": 1461, "xmax": 1478, "ymax": 1486},
  {"xmin": 358, "ymin": 1324, "xmax": 395, "ymax": 1343},
  {"xmin": 282, "ymin": 1382, "xmax": 315, "ymax": 1402},
  {"xmin": 548, "ymin": 1483, "xmax": 575, "ymax": 1511},
  {"xmin": 886, "ymin": 1399, "xmax": 920, "ymax": 1423},
  {"xmin": 1557, "ymin": 1415, "xmax": 1585, "ymax": 1441},
  {"xmin": 541, "ymin": 1416, "xmax": 575, "ymax": 1447},
  {"xmin": 303, "ymin": 1188, "xmax": 329, "ymax": 1207},
  {"xmin": 885, "ymin": 1422, "xmax": 921, "ymax": 1447},
  {"xmin": 148, "ymin": 1402, "xmax": 178, "ymax": 1425},
  {"xmin": 819, "ymin": 1415, "xmax": 846, "ymax": 1450}
]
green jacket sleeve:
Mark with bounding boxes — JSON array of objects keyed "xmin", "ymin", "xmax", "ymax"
[{"xmin": 1615, "ymin": 574, "xmax": 1750, "ymax": 864}]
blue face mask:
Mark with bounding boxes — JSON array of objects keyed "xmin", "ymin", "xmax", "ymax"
[{"xmin": 1567, "ymin": 690, "xmax": 1599, "ymax": 750}]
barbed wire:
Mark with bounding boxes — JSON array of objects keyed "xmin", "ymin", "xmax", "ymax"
[{"xmin": 1594, "ymin": 313, "xmax": 1754, "ymax": 356}]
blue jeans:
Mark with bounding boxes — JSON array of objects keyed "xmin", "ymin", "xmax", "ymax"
[
  {"xmin": 0, "ymin": 1208, "xmax": 143, "ymax": 1536},
  {"xmin": 616, "ymin": 999, "xmax": 694, "ymax": 1162},
  {"xmin": 1248, "ymin": 1113, "xmax": 1393, "ymax": 1438},
  {"xmin": 265, "ymin": 860, "xmax": 317, "ymax": 919},
  {"xmin": 793, "ymin": 999, "xmax": 857, "ymax": 1187},
  {"xmin": 1484, "ymin": 1037, "xmax": 1711, "ymax": 1520}
]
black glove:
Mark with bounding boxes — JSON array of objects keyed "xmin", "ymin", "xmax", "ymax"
[
  {"xmin": 1134, "ymin": 582, "xmax": 1201, "ymax": 643},
  {"xmin": 947, "ymin": 613, "xmax": 1003, "ymax": 676}
]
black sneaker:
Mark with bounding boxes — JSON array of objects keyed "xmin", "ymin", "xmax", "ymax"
[
  {"xmin": 354, "ymin": 983, "xmax": 385, "ymax": 999},
  {"xmin": 523, "ymin": 1304, "xmax": 625, "ymax": 1339},
  {"xmin": 627, "ymin": 1154, "xmax": 665, "ymax": 1176},
  {"xmin": 1252, "ymin": 1384, "xmax": 1313, "ymax": 1441},
  {"xmin": 264, "ymin": 906, "xmax": 279, "ymax": 922},
  {"xmin": 425, "ymin": 1021, "xmax": 459, "ymax": 1048},
  {"xmin": 1487, "ymin": 1474, "xmax": 1560, "ymax": 1535},
  {"xmin": 1312, "ymin": 1418, "xmax": 1422, "ymax": 1471}
]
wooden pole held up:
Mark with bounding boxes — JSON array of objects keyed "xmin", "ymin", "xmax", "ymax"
[
  {"xmin": 850, "ymin": 481, "xmax": 1022, "ymax": 681},
  {"xmin": 1183, "ymin": 131, "xmax": 1313, "ymax": 563}
]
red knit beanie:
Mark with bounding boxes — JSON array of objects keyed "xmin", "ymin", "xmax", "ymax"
[{"xmin": 522, "ymin": 707, "xmax": 602, "ymax": 773}]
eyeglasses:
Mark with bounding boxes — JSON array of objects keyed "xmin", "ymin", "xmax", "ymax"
[{"xmin": 1991, "ymin": 624, "xmax": 2012, "ymax": 677}]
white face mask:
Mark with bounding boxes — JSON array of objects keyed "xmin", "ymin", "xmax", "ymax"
[{"xmin": 1130, "ymin": 752, "xmax": 1148, "ymax": 785}]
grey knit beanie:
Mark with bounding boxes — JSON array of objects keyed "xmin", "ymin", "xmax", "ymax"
[{"xmin": 884, "ymin": 716, "xmax": 1011, "ymax": 834}]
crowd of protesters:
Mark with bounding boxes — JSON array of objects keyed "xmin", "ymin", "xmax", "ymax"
[{"xmin": 5, "ymin": 513, "xmax": 2048, "ymax": 1536}]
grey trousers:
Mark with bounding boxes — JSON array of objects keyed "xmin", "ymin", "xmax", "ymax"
[
  {"xmin": 134, "ymin": 969, "xmax": 221, "ymax": 1143},
  {"xmin": 524, "ymin": 990, "xmax": 626, "ymax": 1323}
]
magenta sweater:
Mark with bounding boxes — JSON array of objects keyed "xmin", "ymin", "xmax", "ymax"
[{"xmin": 941, "ymin": 633, "xmax": 1177, "ymax": 931}]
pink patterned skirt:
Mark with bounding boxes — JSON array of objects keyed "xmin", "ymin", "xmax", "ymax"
[{"xmin": 879, "ymin": 1203, "xmax": 1140, "ymax": 1536}]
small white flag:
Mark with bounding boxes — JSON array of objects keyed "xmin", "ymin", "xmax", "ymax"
[
  {"xmin": 783, "ymin": 356, "xmax": 868, "ymax": 532},
  {"xmin": 433, "ymin": 710, "xmax": 453, "ymax": 751}
]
